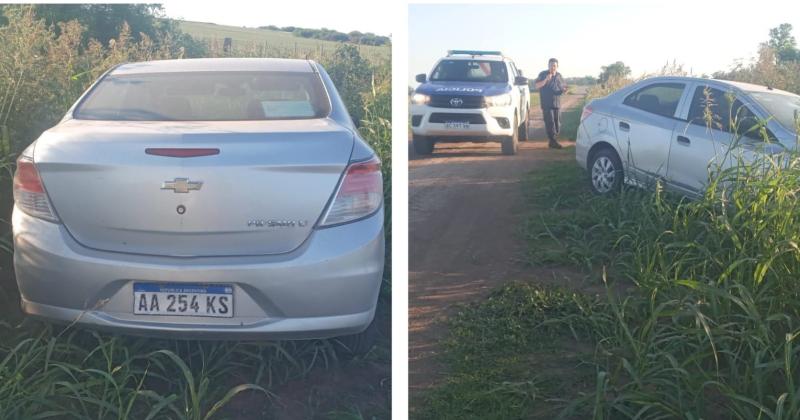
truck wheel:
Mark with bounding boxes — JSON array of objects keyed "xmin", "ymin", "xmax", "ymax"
[
  {"xmin": 413, "ymin": 135, "xmax": 434, "ymax": 155},
  {"xmin": 518, "ymin": 113, "xmax": 529, "ymax": 141},
  {"xmin": 501, "ymin": 116, "xmax": 519, "ymax": 155}
]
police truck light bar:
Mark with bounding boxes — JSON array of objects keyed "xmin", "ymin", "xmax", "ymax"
[{"xmin": 447, "ymin": 50, "xmax": 503, "ymax": 57}]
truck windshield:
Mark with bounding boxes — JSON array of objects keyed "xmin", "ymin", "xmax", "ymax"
[
  {"xmin": 430, "ymin": 60, "xmax": 508, "ymax": 83},
  {"xmin": 74, "ymin": 71, "xmax": 332, "ymax": 121}
]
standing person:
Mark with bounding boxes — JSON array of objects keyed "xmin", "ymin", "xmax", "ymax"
[{"xmin": 534, "ymin": 58, "xmax": 566, "ymax": 149}]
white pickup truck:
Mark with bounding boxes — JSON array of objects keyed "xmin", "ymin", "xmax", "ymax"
[{"xmin": 410, "ymin": 50, "xmax": 530, "ymax": 155}]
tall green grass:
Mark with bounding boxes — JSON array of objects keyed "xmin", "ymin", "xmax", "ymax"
[
  {"xmin": 0, "ymin": 322, "xmax": 361, "ymax": 418},
  {"xmin": 558, "ymin": 147, "xmax": 800, "ymax": 419},
  {"xmin": 423, "ymin": 94, "xmax": 800, "ymax": 418},
  {"xmin": 0, "ymin": 6, "xmax": 392, "ymax": 418},
  {"xmin": 359, "ymin": 74, "xmax": 392, "ymax": 299}
]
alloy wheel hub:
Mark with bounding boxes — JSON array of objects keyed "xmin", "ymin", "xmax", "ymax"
[{"xmin": 592, "ymin": 156, "xmax": 616, "ymax": 193}]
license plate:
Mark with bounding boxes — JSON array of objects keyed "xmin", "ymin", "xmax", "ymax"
[
  {"xmin": 133, "ymin": 283, "xmax": 233, "ymax": 318},
  {"xmin": 445, "ymin": 121, "xmax": 470, "ymax": 129}
]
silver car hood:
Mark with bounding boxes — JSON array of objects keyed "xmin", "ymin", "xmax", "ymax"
[{"xmin": 33, "ymin": 118, "xmax": 355, "ymax": 257}]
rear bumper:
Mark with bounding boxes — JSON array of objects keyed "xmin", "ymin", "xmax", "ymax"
[
  {"xmin": 575, "ymin": 122, "xmax": 590, "ymax": 170},
  {"xmin": 12, "ymin": 206, "xmax": 385, "ymax": 340}
]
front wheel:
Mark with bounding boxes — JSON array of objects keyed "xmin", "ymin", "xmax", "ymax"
[
  {"xmin": 501, "ymin": 116, "xmax": 519, "ymax": 155},
  {"xmin": 588, "ymin": 148, "xmax": 623, "ymax": 195},
  {"xmin": 413, "ymin": 135, "xmax": 435, "ymax": 155},
  {"xmin": 518, "ymin": 109, "xmax": 529, "ymax": 141}
]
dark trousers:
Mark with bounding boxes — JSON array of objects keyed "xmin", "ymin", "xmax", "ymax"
[{"xmin": 542, "ymin": 107, "xmax": 560, "ymax": 143}]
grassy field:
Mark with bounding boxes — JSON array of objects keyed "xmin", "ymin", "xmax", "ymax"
[
  {"xmin": 420, "ymin": 132, "xmax": 800, "ymax": 418},
  {"xmin": 176, "ymin": 20, "xmax": 390, "ymax": 63},
  {"xmin": 529, "ymin": 91, "xmax": 540, "ymax": 109},
  {"xmin": 557, "ymin": 107, "xmax": 581, "ymax": 142}
]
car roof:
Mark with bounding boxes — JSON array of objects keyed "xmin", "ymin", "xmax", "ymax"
[
  {"xmin": 640, "ymin": 76, "xmax": 798, "ymax": 97},
  {"xmin": 111, "ymin": 58, "xmax": 316, "ymax": 75}
]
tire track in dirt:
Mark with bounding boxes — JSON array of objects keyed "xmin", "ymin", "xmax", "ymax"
[{"xmin": 408, "ymin": 89, "xmax": 586, "ymax": 409}]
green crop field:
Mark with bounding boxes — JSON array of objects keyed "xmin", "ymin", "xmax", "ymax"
[{"xmin": 175, "ymin": 20, "xmax": 390, "ymax": 63}]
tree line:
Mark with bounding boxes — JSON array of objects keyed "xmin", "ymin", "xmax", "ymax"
[
  {"xmin": 258, "ymin": 25, "xmax": 391, "ymax": 46},
  {"xmin": 580, "ymin": 23, "xmax": 800, "ymax": 94}
]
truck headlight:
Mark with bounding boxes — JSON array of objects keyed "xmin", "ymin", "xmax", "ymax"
[
  {"xmin": 411, "ymin": 93, "xmax": 431, "ymax": 105},
  {"xmin": 483, "ymin": 93, "xmax": 512, "ymax": 107}
]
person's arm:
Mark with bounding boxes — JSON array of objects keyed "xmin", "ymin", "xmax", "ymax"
[
  {"xmin": 553, "ymin": 74, "xmax": 566, "ymax": 95},
  {"xmin": 534, "ymin": 72, "xmax": 550, "ymax": 90}
]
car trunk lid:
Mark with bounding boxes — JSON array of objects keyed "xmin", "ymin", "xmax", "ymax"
[{"xmin": 34, "ymin": 119, "xmax": 354, "ymax": 257}]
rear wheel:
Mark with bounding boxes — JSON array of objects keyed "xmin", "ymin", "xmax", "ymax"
[
  {"xmin": 501, "ymin": 116, "xmax": 519, "ymax": 155},
  {"xmin": 336, "ymin": 316, "xmax": 379, "ymax": 358},
  {"xmin": 413, "ymin": 134, "xmax": 435, "ymax": 155},
  {"xmin": 589, "ymin": 148, "xmax": 623, "ymax": 195}
]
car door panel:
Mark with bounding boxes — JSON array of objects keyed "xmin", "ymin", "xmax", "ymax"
[
  {"xmin": 666, "ymin": 84, "xmax": 770, "ymax": 195},
  {"xmin": 667, "ymin": 122, "xmax": 734, "ymax": 194},
  {"xmin": 611, "ymin": 82, "xmax": 689, "ymax": 187},
  {"xmin": 612, "ymin": 106, "xmax": 677, "ymax": 186}
]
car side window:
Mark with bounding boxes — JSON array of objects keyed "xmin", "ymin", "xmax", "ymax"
[
  {"xmin": 687, "ymin": 86, "xmax": 768, "ymax": 140},
  {"xmin": 622, "ymin": 83, "xmax": 685, "ymax": 118},
  {"xmin": 509, "ymin": 61, "xmax": 519, "ymax": 78}
]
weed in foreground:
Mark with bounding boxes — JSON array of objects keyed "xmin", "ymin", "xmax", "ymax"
[
  {"xmin": 418, "ymin": 283, "xmax": 607, "ymax": 420},
  {"xmin": 426, "ymin": 136, "xmax": 800, "ymax": 419},
  {"xmin": 0, "ymin": 321, "xmax": 392, "ymax": 418}
]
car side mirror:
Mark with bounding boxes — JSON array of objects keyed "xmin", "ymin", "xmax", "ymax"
[
  {"xmin": 514, "ymin": 76, "xmax": 528, "ymax": 86},
  {"xmin": 416, "ymin": 73, "xmax": 427, "ymax": 83}
]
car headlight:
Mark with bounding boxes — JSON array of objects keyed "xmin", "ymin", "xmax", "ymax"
[
  {"xmin": 483, "ymin": 93, "xmax": 512, "ymax": 107},
  {"xmin": 411, "ymin": 93, "xmax": 430, "ymax": 105}
]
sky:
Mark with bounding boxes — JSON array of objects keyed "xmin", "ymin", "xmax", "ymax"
[
  {"xmin": 409, "ymin": 3, "xmax": 800, "ymax": 85},
  {"xmin": 162, "ymin": 1, "xmax": 392, "ymax": 36}
]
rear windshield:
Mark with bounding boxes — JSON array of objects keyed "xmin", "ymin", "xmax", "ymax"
[
  {"xmin": 749, "ymin": 91, "xmax": 800, "ymax": 132},
  {"xmin": 74, "ymin": 71, "xmax": 331, "ymax": 121},
  {"xmin": 430, "ymin": 60, "xmax": 508, "ymax": 83}
]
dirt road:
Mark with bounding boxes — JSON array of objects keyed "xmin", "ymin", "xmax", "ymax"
[{"xmin": 408, "ymin": 89, "xmax": 586, "ymax": 405}]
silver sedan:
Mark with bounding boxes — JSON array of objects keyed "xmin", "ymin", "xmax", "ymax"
[
  {"xmin": 576, "ymin": 76, "xmax": 800, "ymax": 196},
  {"xmin": 12, "ymin": 58, "xmax": 384, "ymax": 350}
]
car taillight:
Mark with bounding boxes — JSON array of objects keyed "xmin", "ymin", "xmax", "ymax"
[
  {"xmin": 13, "ymin": 156, "xmax": 59, "ymax": 222},
  {"xmin": 320, "ymin": 156, "xmax": 383, "ymax": 227},
  {"xmin": 581, "ymin": 105, "xmax": 593, "ymax": 122}
]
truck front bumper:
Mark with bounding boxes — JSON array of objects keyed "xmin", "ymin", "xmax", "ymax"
[{"xmin": 410, "ymin": 104, "xmax": 516, "ymax": 140}]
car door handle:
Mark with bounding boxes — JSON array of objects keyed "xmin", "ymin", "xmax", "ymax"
[
  {"xmin": 677, "ymin": 135, "xmax": 691, "ymax": 145},
  {"xmin": 619, "ymin": 121, "xmax": 630, "ymax": 131}
]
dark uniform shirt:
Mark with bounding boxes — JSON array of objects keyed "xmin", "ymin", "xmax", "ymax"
[{"xmin": 537, "ymin": 70, "xmax": 566, "ymax": 109}]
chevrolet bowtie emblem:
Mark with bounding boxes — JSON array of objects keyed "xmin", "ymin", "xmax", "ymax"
[{"xmin": 161, "ymin": 178, "xmax": 203, "ymax": 193}]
